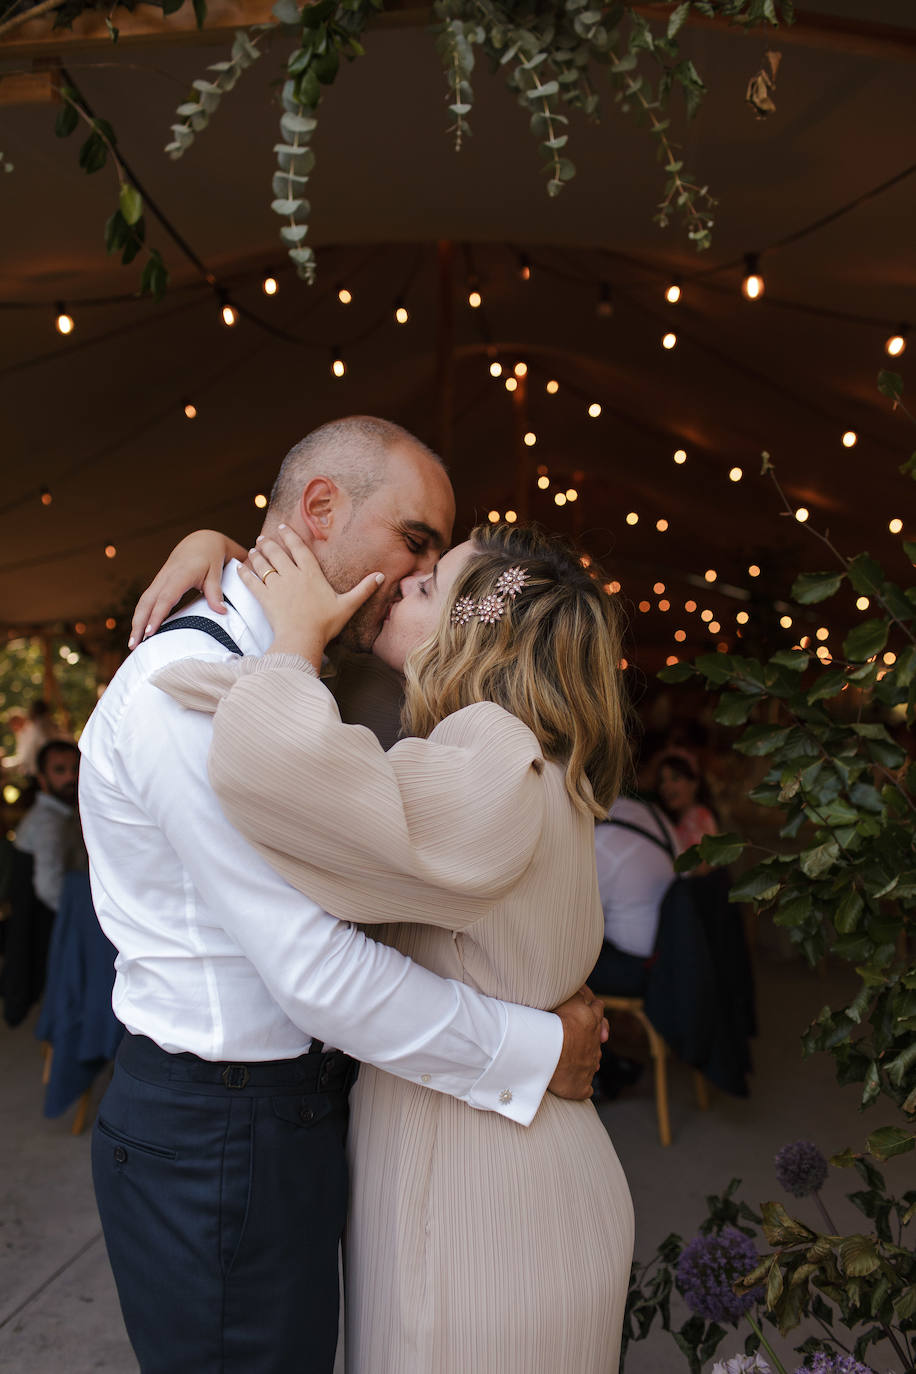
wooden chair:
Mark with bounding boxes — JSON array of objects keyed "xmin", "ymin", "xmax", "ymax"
[{"xmin": 599, "ymin": 995, "xmax": 709, "ymax": 1147}]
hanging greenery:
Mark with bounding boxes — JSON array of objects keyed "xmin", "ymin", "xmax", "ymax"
[{"xmin": 9, "ymin": 0, "xmax": 795, "ymax": 291}]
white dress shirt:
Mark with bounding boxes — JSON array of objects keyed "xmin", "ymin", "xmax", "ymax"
[
  {"xmin": 14, "ymin": 791, "xmax": 85, "ymax": 911},
  {"xmin": 593, "ymin": 798, "xmax": 678, "ymax": 959},
  {"xmin": 78, "ymin": 562, "xmax": 562, "ymax": 1126}
]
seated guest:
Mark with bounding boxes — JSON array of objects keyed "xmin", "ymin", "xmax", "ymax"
[
  {"xmin": 13, "ymin": 740, "xmax": 87, "ymax": 912},
  {"xmin": 591, "ymin": 797, "xmax": 679, "ymax": 1096},
  {"xmin": 655, "ymin": 750, "xmax": 718, "ymax": 854}
]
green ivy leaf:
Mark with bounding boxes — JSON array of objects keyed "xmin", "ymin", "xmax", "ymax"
[
  {"xmin": 835, "ymin": 888, "xmax": 864, "ymax": 935},
  {"xmin": 791, "ymin": 571, "xmax": 845, "ymax": 604},
  {"xmin": 55, "ymin": 95, "xmax": 80, "ymax": 138},
  {"xmin": 843, "ymin": 619, "xmax": 888, "ymax": 663},
  {"xmin": 657, "ymin": 662, "xmax": 694, "ymax": 683},
  {"xmin": 839, "ymin": 1235, "xmax": 880, "ymax": 1277},
  {"xmin": 847, "ymin": 553, "xmax": 885, "ymax": 597},
  {"xmin": 118, "ymin": 182, "xmax": 143, "ymax": 226},
  {"xmin": 877, "ymin": 369, "xmax": 904, "ymax": 401},
  {"xmin": 735, "ymin": 725, "xmax": 791, "ymax": 757},
  {"xmin": 697, "ymin": 832, "xmax": 745, "ymax": 867}
]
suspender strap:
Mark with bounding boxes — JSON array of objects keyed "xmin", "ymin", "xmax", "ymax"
[
  {"xmin": 607, "ymin": 803, "xmax": 677, "ymax": 860},
  {"xmin": 155, "ymin": 616, "xmax": 243, "ymax": 656}
]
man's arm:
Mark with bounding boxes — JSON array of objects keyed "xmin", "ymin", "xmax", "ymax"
[{"xmin": 97, "ymin": 678, "xmax": 579, "ymax": 1124}]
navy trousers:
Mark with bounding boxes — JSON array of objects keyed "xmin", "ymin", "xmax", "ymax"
[{"xmin": 92, "ymin": 1033, "xmax": 355, "ymax": 1373}]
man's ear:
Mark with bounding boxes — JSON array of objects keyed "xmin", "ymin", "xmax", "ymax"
[{"xmin": 298, "ymin": 476, "xmax": 345, "ymax": 542}]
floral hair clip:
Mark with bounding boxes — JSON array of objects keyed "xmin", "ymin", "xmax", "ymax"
[
  {"xmin": 495, "ymin": 566, "xmax": 528, "ymax": 599},
  {"xmin": 450, "ymin": 596, "xmax": 477, "ymax": 627},
  {"xmin": 449, "ymin": 566, "xmax": 530, "ymax": 628},
  {"xmin": 476, "ymin": 595, "xmax": 505, "ymax": 626}
]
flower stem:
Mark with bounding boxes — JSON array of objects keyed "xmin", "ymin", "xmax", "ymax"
[
  {"xmin": 745, "ymin": 1311, "xmax": 790, "ymax": 1374},
  {"xmin": 813, "ymin": 1190, "xmax": 838, "ymax": 1235}
]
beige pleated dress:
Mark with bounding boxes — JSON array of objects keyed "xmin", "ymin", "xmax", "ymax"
[{"xmin": 156, "ymin": 655, "xmax": 635, "ymax": 1374}]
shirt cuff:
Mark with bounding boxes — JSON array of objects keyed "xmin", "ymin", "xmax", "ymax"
[{"xmin": 464, "ymin": 1003, "xmax": 563, "ymax": 1127}]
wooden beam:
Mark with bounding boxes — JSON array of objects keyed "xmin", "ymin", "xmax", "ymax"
[
  {"xmin": 631, "ymin": 5, "xmax": 916, "ymax": 63},
  {"xmin": 0, "ymin": 65, "xmax": 59, "ymax": 104}
]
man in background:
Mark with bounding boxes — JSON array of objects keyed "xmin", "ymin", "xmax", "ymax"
[{"xmin": 14, "ymin": 739, "xmax": 87, "ymax": 912}]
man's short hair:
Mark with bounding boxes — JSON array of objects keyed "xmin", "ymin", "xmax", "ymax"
[
  {"xmin": 36, "ymin": 739, "xmax": 79, "ymax": 776},
  {"xmin": 268, "ymin": 416, "xmax": 443, "ymax": 518}
]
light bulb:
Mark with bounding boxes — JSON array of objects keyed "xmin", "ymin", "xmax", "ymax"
[
  {"xmin": 468, "ymin": 290, "xmax": 482, "ymax": 309},
  {"xmin": 619, "ymin": 658, "xmax": 628, "ymax": 670},
  {"xmin": 524, "ymin": 432, "xmax": 537, "ymax": 447},
  {"xmin": 673, "ymin": 449, "xmax": 687, "ymax": 464},
  {"xmin": 537, "ymin": 476, "xmax": 550, "ymax": 490},
  {"xmin": 662, "ymin": 332, "xmax": 677, "ymax": 350},
  {"xmin": 183, "ymin": 401, "xmax": 197, "ymax": 419},
  {"xmin": 625, "ymin": 512, "xmax": 639, "ymax": 526},
  {"xmin": 337, "ymin": 287, "xmax": 352, "ymax": 305},
  {"xmin": 816, "ymin": 627, "xmax": 829, "ymax": 641},
  {"xmin": 554, "ymin": 493, "xmax": 567, "ymax": 507},
  {"xmin": 395, "ymin": 304, "xmax": 409, "ymax": 325},
  {"xmin": 741, "ymin": 253, "xmax": 765, "ymax": 300},
  {"xmin": 588, "ymin": 402, "xmax": 602, "ymax": 418},
  {"xmin": 608, "ymin": 581, "xmax": 621, "ymax": 594},
  {"xmin": 842, "ymin": 431, "xmax": 857, "ymax": 448},
  {"xmin": 518, "ymin": 254, "xmax": 531, "ymax": 282},
  {"xmin": 889, "ymin": 517, "xmax": 903, "ymax": 533},
  {"xmin": 221, "ymin": 302, "xmax": 238, "ymax": 327},
  {"xmin": 883, "ymin": 651, "xmax": 897, "ymax": 665},
  {"xmin": 795, "ymin": 507, "xmax": 809, "ymax": 522},
  {"xmin": 505, "ymin": 510, "xmax": 518, "ymax": 523},
  {"xmin": 856, "ymin": 595, "xmax": 870, "ymax": 610},
  {"xmin": 40, "ymin": 486, "xmax": 52, "ymax": 506},
  {"xmin": 55, "ymin": 306, "xmax": 74, "ymax": 335},
  {"xmin": 674, "ymin": 630, "xmax": 686, "ymax": 642},
  {"xmin": 885, "ymin": 329, "xmax": 907, "ymax": 357},
  {"xmin": 254, "ymin": 494, "xmax": 268, "ymax": 509},
  {"xmin": 489, "ymin": 361, "xmax": 503, "ymax": 378},
  {"xmin": 488, "ymin": 510, "xmax": 500, "ymax": 523},
  {"xmin": 638, "ymin": 600, "xmax": 650, "ymax": 613},
  {"xmin": 656, "ymin": 518, "xmax": 669, "ymax": 532},
  {"xmin": 566, "ymin": 489, "xmax": 578, "ymax": 502},
  {"xmin": 104, "ymin": 544, "xmax": 117, "ymax": 559},
  {"xmin": 729, "ymin": 466, "xmax": 743, "ymax": 482},
  {"xmin": 685, "ymin": 600, "xmax": 697, "ymax": 613},
  {"xmin": 701, "ymin": 609, "xmax": 713, "ymax": 623},
  {"xmin": 514, "ymin": 362, "xmax": 528, "ymax": 378},
  {"xmin": 653, "ymin": 582, "xmax": 666, "ymax": 595},
  {"xmin": 704, "ymin": 569, "xmax": 717, "ymax": 583},
  {"xmin": 666, "ymin": 655, "xmax": 679, "ymax": 666},
  {"xmin": 736, "ymin": 611, "xmax": 749, "ymax": 625},
  {"xmin": 546, "ymin": 380, "xmax": 559, "ymax": 395},
  {"xmin": 658, "ymin": 599, "xmax": 670, "ymax": 611},
  {"xmin": 105, "ymin": 617, "xmax": 117, "ymax": 631},
  {"xmin": 709, "ymin": 620, "xmax": 721, "ymax": 634},
  {"xmin": 505, "ymin": 377, "xmax": 518, "ymax": 393},
  {"xmin": 331, "ymin": 353, "xmax": 346, "ymax": 378},
  {"xmin": 748, "ymin": 564, "xmax": 761, "ymax": 577},
  {"xmin": 779, "ymin": 614, "xmax": 792, "ymax": 629},
  {"xmin": 262, "ymin": 276, "xmax": 278, "ymax": 296},
  {"xmin": 665, "ymin": 283, "xmax": 681, "ymax": 304}
]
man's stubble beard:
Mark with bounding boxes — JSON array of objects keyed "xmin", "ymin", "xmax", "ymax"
[{"xmin": 320, "ymin": 542, "xmax": 388, "ymax": 653}]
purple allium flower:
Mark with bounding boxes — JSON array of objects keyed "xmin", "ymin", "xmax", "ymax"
[
  {"xmin": 676, "ymin": 1226, "xmax": 763, "ymax": 1324},
  {"xmin": 793, "ymin": 1354, "xmax": 875, "ymax": 1374},
  {"xmin": 774, "ymin": 1140, "xmax": 829, "ymax": 1198},
  {"xmin": 712, "ymin": 1355, "xmax": 772, "ymax": 1374}
]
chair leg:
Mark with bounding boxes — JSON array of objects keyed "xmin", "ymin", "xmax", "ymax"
[
  {"xmin": 71, "ymin": 1088, "xmax": 92, "ymax": 1137},
  {"xmin": 40, "ymin": 1042, "xmax": 53, "ymax": 1086},
  {"xmin": 694, "ymin": 1071, "xmax": 710, "ymax": 1111},
  {"xmin": 644, "ymin": 1023, "xmax": 672, "ymax": 1147}
]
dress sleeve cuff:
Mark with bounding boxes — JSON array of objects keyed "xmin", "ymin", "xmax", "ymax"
[
  {"xmin": 464, "ymin": 1002, "xmax": 563, "ymax": 1127},
  {"xmin": 252, "ymin": 652, "xmax": 319, "ymax": 678}
]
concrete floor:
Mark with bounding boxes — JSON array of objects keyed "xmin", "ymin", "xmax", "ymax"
[{"xmin": 0, "ymin": 952, "xmax": 904, "ymax": 1373}]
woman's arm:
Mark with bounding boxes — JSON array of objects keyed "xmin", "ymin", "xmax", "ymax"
[
  {"xmin": 129, "ymin": 530, "xmax": 249, "ymax": 648},
  {"xmin": 153, "ymin": 655, "xmax": 546, "ymax": 930}
]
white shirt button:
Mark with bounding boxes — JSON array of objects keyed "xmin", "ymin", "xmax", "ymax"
[
  {"xmin": 499, "ymin": 1088, "xmax": 513, "ymax": 1105},
  {"xmin": 421, "ymin": 1074, "xmax": 431, "ymax": 1084}
]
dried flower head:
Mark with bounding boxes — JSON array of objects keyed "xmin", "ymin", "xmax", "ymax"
[
  {"xmin": 712, "ymin": 1356, "xmax": 772, "ymax": 1374},
  {"xmin": 450, "ymin": 595, "xmax": 477, "ymax": 627},
  {"xmin": 792, "ymin": 1354, "xmax": 875, "ymax": 1374},
  {"xmin": 774, "ymin": 1141, "xmax": 828, "ymax": 1198},
  {"xmin": 676, "ymin": 1227, "xmax": 763, "ymax": 1325},
  {"xmin": 495, "ymin": 565, "xmax": 529, "ymax": 599},
  {"xmin": 476, "ymin": 594, "xmax": 505, "ymax": 626}
]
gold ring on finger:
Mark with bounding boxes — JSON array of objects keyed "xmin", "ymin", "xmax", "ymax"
[{"xmin": 262, "ymin": 568, "xmax": 278, "ymax": 585}]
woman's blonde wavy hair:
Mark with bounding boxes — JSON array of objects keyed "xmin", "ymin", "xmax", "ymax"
[{"xmin": 402, "ymin": 523, "xmax": 629, "ymax": 818}]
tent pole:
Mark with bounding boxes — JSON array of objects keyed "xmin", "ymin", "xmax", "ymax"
[{"xmin": 435, "ymin": 239, "xmax": 455, "ymax": 465}]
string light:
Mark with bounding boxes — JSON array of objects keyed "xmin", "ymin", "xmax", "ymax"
[
  {"xmin": 518, "ymin": 253, "xmax": 531, "ymax": 282},
  {"xmin": 889, "ymin": 518, "xmax": 903, "ymax": 533},
  {"xmin": 685, "ymin": 600, "xmax": 697, "ymax": 613},
  {"xmin": 662, "ymin": 332, "xmax": 677, "ymax": 350},
  {"xmin": 566, "ymin": 489, "xmax": 578, "ymax": 502},
  {"xmin": 514, "ymin": 362, "xmax": 528, "ymax": 378},
  {"xmin": 331, "ymin": 349, "xmax": 346, "ymax": 378},
  {"xmin": 40, "ymin": 486, "xmax": 52, "ymax": 506},
  {"xmin": 883, "ymin": 651, "xmax": 897, "ymax": 665},
  {"xmin": 394, "ymin": 302, "xmax": 409, "ymax": 324},
  {"xmin": 220, "ymin": 300, "xmax": 238, "ymax": 327},
  {"xmin": 817, "ymin": 645, "xmax": 831, "ymax": 662},
  {"xmin": 658, "ymin": 599, "xmax": 670, "ymax": 611},
  {"xmin": 104, "ymin": 544, "xmax": 117, "ymax": 559},
  {"xmin": 596, "ymin": 282, "xmax": 613, "ymax": 318},
  {"xmin": 729, "ymin": 466, "xmax": 743, "ymax": 482},
  {"xmin": 795, "ymin": 507, "xmax": 809, "ymax": 522},
  {"xmin": 555, "ymin": 493, "xmax": 567, "ymax": 506},
  {"xmin": 656, "ymin": 518, "xmax": 669, "ymax": 532},
  {"xmin": 885, "ymin": 327, "xmax": 907, "ymax": 357},
  {"xmin": 524, "ymin": 431, "xmax": 537, "ymax": 447},
  {"xmin": 337, "ymin": 287, "xmax": 352, "ymax": 305},
  {"xmin": 741, "ymin": 253, "xmax": 765, "ymax": 300},
  {"xmin": 748, "ymin": 564, "xmax": 761, "ymax": 577},
  {"xmin": 608, "ymin": 581, "xmax": 621, "ymax": 594},
  {"xmin": 704, "ymin": 569, "xmax": 717, "ymax": 583},
  {"xmin": 505, "ymin": 510, "xmax": 518, "ymax": 523},
  {"xmin": 537, "ymin": 475, "xmax": 550, "ymax": 490},
  {"xmin": 183, "ymin": 400, "xmax": 197, "ymax": 419},
  {"xmin": 625, "ymin": 511, "xmax": 639, "ymax": 526},
  {"xmin": 588, "ymin": 402, "xmax": 602, "ymax": 418},
  {"xmin": 709, "ymin": 620, "xmax": 721, "ymax": 634},
  {"xmin": 619, "ymin": 658, "xmax": 628, "ymax": 670},
  {"xmin": 546, "ymin": 379, "xmax": 559, "ymax": 395},
  {"xmin": 674, "ymin": 629, "xmax": 687, "ymax": 642},
  {"xmin": 488, "ymin": 509, "xmax": 500, "ymax": 523},
  {"xmin": 665, "ymin": 282, "xmax": 681, "ymax": 304},
  {"xmin": 779, "ymin": 614, "xmax": 793, "ymax": 629},
  {"xmin": 505, "ymin": 377, "xmax": 518, "ymax": 393},
  {"xmin": 799, "ymin": 636, "xmax": 811, "ymax": 649},
  {"xmin": 638, "ymin": 601, "xmax": 650, "ymax": 613},
  {"xmin": 105, "ymin": 616, "xmax": 117, "ymax": 630},
  {"xmin": 700, "ymin": 609, "xmax": 713, "ymax": 623},
  {"xmin": 489, "ymin": 361, "xmax": 503, "ymax": 377},
  {"xmin": 254, "ymin": 494, "xmax": 268, "ymax": 509},
  {"xmin": 653, "ymin": 582, "xmax": 666, "ymax": 595},
  {"xmin": 736, "ymin": 611, "xmax": 749, "ymax": 625},
  {"xmin": 468, "ymin": 289, "xmax": 482, "ymax": 309},
  {"xmin": 673, "ymin": 449, "xmax": 687, "ymax": 464},
  {"xmin": 816, "ymin": 627, "xmax": 829, "ymax": 640},
  {"xmin": 262, "ymin": 276, "xmax": 278, "ymax": 296},
  {"xmin": 856, "ymin": 595, "xmax": 870, "ymax": 610},
  {"xmin": 54, "ymin": 302, "xmax": 74, "ymax": 335},
  {"xmin": 74, "ymin": 621, "xmax": 86, "ymax": 634},
  {"xmin": 666, "ymin": 655, "xmax": 679, "ymax": 666},
  {"xmin": 842, "ymin": 430, "xmax": 857, "ymax": 448}
]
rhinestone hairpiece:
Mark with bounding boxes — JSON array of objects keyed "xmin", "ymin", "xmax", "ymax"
[
  {"xmin": 450, "ymin": 595, "xmax": 477, "ymax": 627},
  {"xmin": 495, "ymin": 566, "xmax": 528, "ymax": 599},
  {"xmin": 449, "ymin": 565, "xmax": 530, "ymax": 629},
  {"xmin": 476, "ymin": 594, "xmax": 505, "ymax": 625}
]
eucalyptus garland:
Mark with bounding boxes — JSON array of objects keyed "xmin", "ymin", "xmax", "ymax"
[{"xmin": 32, "ymin": 0, "xmax": 795, "ymax": 291}]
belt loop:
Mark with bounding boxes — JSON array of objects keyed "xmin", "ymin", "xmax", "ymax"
[{"xmin": 221, "ymin": 1065, "xmax": 251, "ymax": 1089}]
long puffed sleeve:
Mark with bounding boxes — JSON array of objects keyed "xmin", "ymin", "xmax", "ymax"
[{"xmin": 154, "ymin": 654, "xmax": 545, "ymax": 928}]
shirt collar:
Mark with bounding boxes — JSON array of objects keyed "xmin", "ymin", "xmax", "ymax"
[
  {"xmin": 222, "ymin": 560, "xmax": 273, "ymax": 656},
  {"xmin": 35, "ymin": 791, "xmax": 75, "ymax": 818}
]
